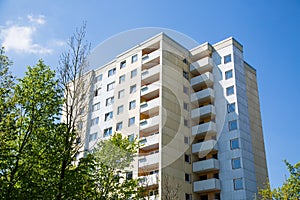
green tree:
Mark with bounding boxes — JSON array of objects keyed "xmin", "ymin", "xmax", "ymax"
[{"xmin": 259, "ymin": 160, "xmax": 300, "ymax": 200}]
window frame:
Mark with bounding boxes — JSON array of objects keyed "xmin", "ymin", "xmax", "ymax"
[
  {"xmin": 131, "ymin": 69, "xmax": 137, "ymax": 78},
  {"xmin": 226, "ymin": 85, "xmax": 235, "ymax": 96},
  {"xmin": 129, "ymin": 100, "xmax": 136, "ymax": 110},
  {"xmin": 232, "ymin": 157, "xmax": 242, "ymax": 169},
  {"xmin": 225, "ymin": 69, "xmax": 233, "ymax": 80},
  {"xmin": 229, "ymin": 120, "xmax": 238, "ymax": 131},
  {"xmin": 131, "ymin": 54, "xmax": 138, "ymax": 63},
  {"xmin": 224, "ymin": 54, "xmax": 232, "ymax": 64}
]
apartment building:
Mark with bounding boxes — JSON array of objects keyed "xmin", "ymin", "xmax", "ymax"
[{"xmin": 78, "ymin": 33, "xmax": 268, "ymax": 200}]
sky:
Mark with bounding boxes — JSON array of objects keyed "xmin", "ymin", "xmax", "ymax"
[{"xmin": 1, "ymin": 0, "xmax": 300, "ymax": 188}]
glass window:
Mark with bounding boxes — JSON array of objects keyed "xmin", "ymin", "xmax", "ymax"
[
  {"xmin": 227, "ymin": 102, "xmax": 236, "ymax": 113},
  {"xmin": 131, "ymin": 54, "xmax": 138, "ymax": 63},
  {"xmin": 117, "ymin": 105, "xmax": 124, "ymax": 115},
  {"xmin": 94, "ymin": 87, "xmax": 101, "ymax": 96},
  {"xmin": 107, "ymin": 81, "xmax": 115, "ymax": 91},
  {"xmin": 185, "ymin": 193, "xmax": 192, "ymax": 200},
  {"xmin": 104, "ymin": 127, "xmax": 112, "ymax": 137},
  {"xmin": 229, "ymin": 120, "xmax": 238, "ymax": 131},
  {"xmin": 232, "ymin": 157, "xmax": 242, "ymax": 169},
  {"xmin": 94, "ymin": 74, "xmax": 102, "ymax": 83},
  {"xmin": 226, "ymin": 85, "xmax": 234, "ymax": 96},
  {"xmin": 225, "ymin": 69, "xmax": 233, "ymax": 79},
  {"xmin": 183, "ymin": 102, "xmax": 189, "ymax": 111},
  {"xmin": 128, "ymin": 134, "xmax": 134, "ymax": 142},
  {"xmin": 104, "ymin": 111, "xmax": 113, "ymax": 121},
  {"xmin": 120, "ymin": 60, "xmax": 126, "ymax": 69},
  {"xmin": 230, "ymin": 138, "xmax": 240, "ymax": 149},
  {"xmin": 92, "ymin": 102, "xmax": 100, "ymax": 112},
  {"xmin": 106, "ymin": 96, "xmax": 114, "ymax": 106},
  {"xmin": 130, "ymin": 84, "xmax": 137, "ymax": 94},
  {"xmin": 184, "ymin": 154, "xmax": 191, "ymax": 163},
  {"xmin": 131, "ymin": 69, "xmax": 137, "ymax": 78},
  {"xmin": 91, "ymin": 117, "xmax": 99, "ymax": 126},
  {"xmin": 128, "ymin": 117, "xmax": 135, "ymax": 127},
  {"xmin": 185, "ymin": 173, "xmax": 191, "ymax": 183},
  {"xmin": 108, "ymin": 68, "xmax": 116, "ymax": 77},
  {"xmin": 234, "ymin": 178, "xmax": 243, "ymax": 190},
  {"xmin": 183, "ymin": 70, "xmax": 189, "ymax": 80},
  {"xmin": 118, "ymin": 89, "xmax": 125, "ymax": 99},
  {"xmin": 183, "ymin": 85, "xmax": 189, "ymax": 95},
  {"xmin": 224, "ymin": 54, "xmax": 232, "ymax": 64},
  {"xmin": 184, "ymin": 136, "xmax": 189, "ymax": 144},
  {"xmin": 89, "ymin": 132, "xmax": 97, "ymax": 142},
  {"xmin": 119, "ymin": 74, "xmax": 125, "ymax": 84},
  {"xmin": 129, "ymin": 100, "xmax": 136, "ymax": 110},
  {"xmin": 126, "ymin": 171, "xmax": 133, "ymax": 180},
  {"xmin": 184, "ymin": 118, "xmax": 189, "ymax": 127},
  {"xmin": 116, "ymin": 122, "xmax": 123, "ymax": 131}
]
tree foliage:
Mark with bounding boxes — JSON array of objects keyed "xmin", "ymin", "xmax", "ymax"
[{"xmin": 259, "ymin": 160, "xmax": 300, "ymax": 200}]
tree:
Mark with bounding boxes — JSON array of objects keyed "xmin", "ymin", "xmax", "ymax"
[
  {"xmin": 0, "ymin": 59, "xmax": 62, "ymax": 199},
  {"xmin": 259, "ymin": 160, "xmax": 300, "ymax": 200},
  {"xmin": 85, "ymin": 133, "xmax": 144, "ymax": 199},
  {"xmin": 162, "ymin": 174, "xmax": 181, "ymax": 200}
]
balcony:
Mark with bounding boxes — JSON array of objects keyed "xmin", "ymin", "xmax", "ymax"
[
  {"xmin": 141, "ymin": 81, "xmax": 160, "ymax": 100},
  {"xmin": 142, "ymin": 50, "xmax": 160, "ymax": 67},
  {"xmin": 193, "ymin": 158, "xmax": 219, "ymax": 173},
  {"xmin": 192, "ymin": 140, "xmax": 218, "ymax": 156},
  {"xmin": 190, "ymin": 57, "xmax": 213, "ymax": 75},
  {"xmin": 139, "ymin": 153, "xmax": 159, "ymax": 168},
  {"xmin": 140, "ymin": 115, "xmax": 159, "ymax": 133},
  {"xmin": 140, "ymin": 97, "xmax": 160, "ymax": 115},
  {"xmin": 191, "ymin": 104, "xmax": 216, "ymax": 120},
  {"xmin": 141, "ymin": 64, "xmax": 160, "ymax": 86},
  {"xmin": 140, "ymin": 133, "xmax": 159, "ymax": 151},
  {"xmin": 194, "ymin": 178, "xmax": 221, "ymax": 193},
  {"xmin": 191, "ymin": 88, "xmax": 214, "ymax": 103},
  {"xmin": 191, "ymin": 121, "xmax": 217, "ymax": 137},
  {"xmin": 139, "ymin": 173, "xmax": 159, "ymax": 186},
  {"xmin": 190, "ymin": 72, "xmax": 214, "ymax": 90}
]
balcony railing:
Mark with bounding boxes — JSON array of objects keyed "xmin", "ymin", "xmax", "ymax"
[
  {"xmin": 140, "ymin": 115, "xmax": 160, "ymax": 133},
  {"xmin": 191, "ymin": 121, "xmax": 217, "ymax": 137},
  {"xmin": 191, "ymin": 104, "xmax": 216, "ymax": 120},
  {"xmin": 141, "ymin": 64, "xmax": 160, "ymax": 85},
  {"xmin": 142, "ymin": 50, "xmax": 160, "ymax": 65},
  {"xmin": 190, "ymin": 57, "xmax": 213, "ymax": 75},
  {"xmin": 192, "ymin": 139, "xmax": 218, "ymax": 156},
  {"xmin": 140, "ymin": 133, "xmax": 159, "ymax": 151},
  {"xmin": 190, "ymin": 72, "xmax": 214, "ymax": 89},
  {"xmin": 138, "ymin": 153, "xmax": 159, "ymax": 168},
  {"xmin": 140, "ymin": 97, "xmax": 160, "ymax": 114},
  {"xmin": 141, "ymin": 81, "xmax": 160, "ymax": 100},
  {"xmin": 191, "ymin": 88, "xmax": 214, "ymax": 103},
  {"xmin": 193, "ymin": 158, "xmax": 219, "ymax": 173},
  {"xmin": 139, "ymin": 173, "xmax": 159, "ymax": 186},
  {"xmin": 193, "ymin": 178, "xmax": 221, "ymax": 193}
]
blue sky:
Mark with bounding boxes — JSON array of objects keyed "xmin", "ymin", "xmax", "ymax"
[{"xmin": 1, "ymin": 0, "xmax": 299, "ymax": 188}]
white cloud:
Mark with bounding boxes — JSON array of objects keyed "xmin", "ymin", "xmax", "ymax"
[
  {"xmin": 0, "ymin": 25, "xmax": 52, "ymax": 54},
  {"xmin": 27, "ymin": 15, "xmax": 46, "ymax": 25}
]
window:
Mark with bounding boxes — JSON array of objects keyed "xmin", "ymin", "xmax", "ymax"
[
  {"xmin": 128, "ymin": 117, "xmax": 135, "ymax": 127},
  {"xmin": 213, "ymin": 173, "xmax": 219, "ymax": 179},
  {"xmin": 126, "ymin": 171, "xmax": 133, "ymax": 180},
  {"xmin": 212, "ymin": 153, "xmax": 218, "ymax": 159},
  {"xmin": 116, "ymin": 122, "xmax": 123, "ymax": 131},
  {"xmin": 200, "ymin": 195, "xmax": 208, "ymax": 200},
  {"xmin": 131, "ymin": 54, "xmax": 138, "ymax": 63},
  {"xmin": 94, "ymin": 74, "xmax": 102, "ymax": 83},
  {"xmin": 104, "ymin": 127, "xmax": 112, "ymax": 137},
  {"xmin": 224, "ymin": 54, "xmax": 232, "ymax": 64},
  {"xmin": 89, "ymin": 132, "xmax": 97, "ymax": 142},
  {"xmin": 184, "ymin": 154, "xmax": 191, "ymax": 163},
  {"xmin": 184, "ymin": 118, "xmax": 189, "ymax": 127},
  {"xmin": 234, "ymin": 178, "xmax": 243, "ymax": 190},
  {"xmin": 107, "ymin": 81, "xmax": 115, "ymax": 91},
  {"xmin": 104, "ymin": 111, "xmax": 113, "ymax": 121},
  {"xmin": 183, "ymin": 70, "xmax": 189, "ymax": 80},
  {"xmin": 183, "ymin": 102, "xmax": 189, "ymax": 111},
  {"xmin": 184, "ymin": 136, "xmax": 189, "ymax": 144},
  {"xmin": 91, "ymin": 117, "xmax": 99, "ymax": 126},
  {"xmin": 117, "ymin": 105, "xmax": 124, "ymax": 115},
  {"xmin": 232, "ymin": 157, "xmax": 242, "ymax": 169},
  {"xmin": 129, "ymin": 100, "xmax": 136, "ymax": 110},
  {"xmin": 229, "ymin": 120, "xmax": 238, "ymax": 131},
  {"xmin": 106, "ymin": 96, "xmax": 114, "ymax": 106},
  {"xmin": 120, "ymin": 60, "xmax": 126, "ymax": 69},
  {"xmin": 185, "ymin": 193, "xmax": 192, "ymax": 200},
  {"xmin": 119, "ymin": 74, "xmax": 125, "ymax": 84},
  {"xmin": 131, "ymin": 69, "xmax": 137, "ymax": 78},
  {"xmin": 227, "ymin": 102, "xmax": 236, "ymax": 113},
  {"xmin": 185, "ymin": 173, "xmax": 191, "ymax": 183},
  {"xmin": 183, "ymin": 85, "xmax": 189, "ymax": 95},
  {"xmin": 214, "ymin": 193, "xmax": 220, "ymax": 200},
  {"xmin": 130, "ymin": 84, "xmax": 137, "ymax": 94},
  {"xmin": 94, "ymin": 87, "xmax": 101, "ymax": 96},
  {"xmin": 108, "ymin": 68, "xmax": 116, "ymax": 77},
  {"xmin": 230, "ymin": 138, "xmax": 240, "ymax": 149},
  {"xmin": 128, "ymin": 134, "xmax": 134, "ymax": 142},
  {"xmin": 92, "ymin": 102, "xmax": 100, "ymax": 112},
  {"xmin": 225, "ymin": 69, "xmax": 233, "ymax": 79},
  {"xmin": 118, "ymin": 89, "xmax": 125, "ymax": 99},
  {"xmin": 226, "ymin": 85, "xmax": 234, "ymax": 96}
]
